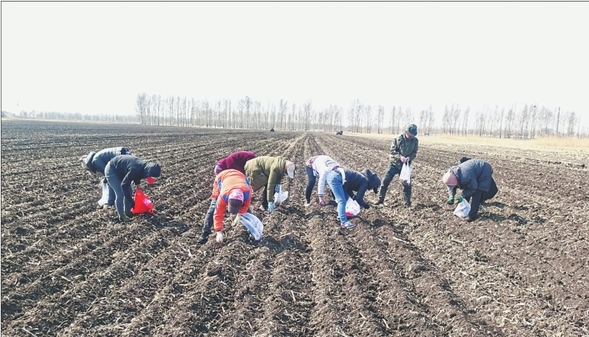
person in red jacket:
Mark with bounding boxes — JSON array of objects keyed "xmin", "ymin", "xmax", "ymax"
[
  {"xmin": 214, "ymin": 151, "xmax": 256, "ymax": 175},
  {"xmin": 198, "ymin": 169, "xmax": 253, "ymax": 244}
]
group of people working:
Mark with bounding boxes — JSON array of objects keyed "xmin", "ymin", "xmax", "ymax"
[{"xmin": 80, "ymin": 123, "xmax": 499, "ymax": 244}]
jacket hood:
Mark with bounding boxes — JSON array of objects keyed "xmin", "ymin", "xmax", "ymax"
[
  {"xmin": 362, "ymin": 169, "xmax": 381, "ymax": 194},
  {"xmin": 82, "ymin": 152, "xmax": 96, "ymax": 169},
  {"xmin": 144, "ymin": 162, "xmax": 161, "ymax": 178}
]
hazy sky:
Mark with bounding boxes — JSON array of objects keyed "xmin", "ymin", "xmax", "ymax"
[{"xmin": 2, "ymin": 2, "xmax": 588, "ymax": 119}]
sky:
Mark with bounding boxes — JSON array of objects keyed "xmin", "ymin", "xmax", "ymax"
[{"xmin": 2, "ymin": 2, "xmax": 589, "ymax": 121}]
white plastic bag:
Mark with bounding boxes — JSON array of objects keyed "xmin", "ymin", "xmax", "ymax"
[
  {"xmin": 453, "ymin": 199, "xmax": 471, "ymax": 218},
  {"xmin": 97, "ymin": 180, "xmax": 110, "ymax": 206},
  {"xmin": 239, "ymin": 212, "xmax": 264, "ymax": 240},
  {"xmin": 399, "ymin": 162, "xmax": 412, "ymax": 184},
  {"xmin": 273, "ymin": 184, "xmax": 289, "ymax": 205},
  {"xmin": 345, "ymin": 197, "xmax": 361, "ymax": 216}
]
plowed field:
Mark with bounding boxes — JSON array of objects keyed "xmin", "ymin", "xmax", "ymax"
[{"xmin": 2, "ymin": 119, "xmax": 588, "ymax": 336}]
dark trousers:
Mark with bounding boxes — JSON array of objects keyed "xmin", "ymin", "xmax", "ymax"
[
  {"xmin": 466, "ymin": 178, "xmax": 498, "ymax": 218},
  {"xmin": 483, "ymin": 178, "xmax": 498, "ymax": 201},
  {"xmin": 378, "ymin": 163, "xmax": 411, "ymax": 204},
  {"xmin": 305, "ymin": 166, "xmax": 316, "ymax": 203}
]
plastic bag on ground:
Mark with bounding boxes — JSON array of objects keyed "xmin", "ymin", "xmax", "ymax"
[
  {"xmin": 399, "ymin": 162, "xmax": 412, "ymax": 184},
  {"xmin": 239, "ymin": 212, "xmax": 264, "ymax": 240},
  {"xmin": 453, "ymin": 199, "xmax": 471, "ymax": 218},
  {"xmin": 274, "ymin": 184, "xmax": 288, "ymax": 205},
  {"xmin": 98, "ymin": 180, "xmax": 110, "ymax": 206},
  {"xmin": 131, "ymin": 189, "xmax": 154, "ymax": 215},
  {"xmin": 345, "ymin": 197, "xmax": 361, "ymax": 217}
]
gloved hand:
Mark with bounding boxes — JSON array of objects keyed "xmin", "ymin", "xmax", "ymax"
[
  {"xmin": 268, "ymin": 202, "xmax": 275, "ymax": 212},
  {"xmin": 216, "ymin": 231, "xmax": 224, "ymax": 244},
  {"xmin": 400, "ymin": 156, "xmax": 408, "ymax": 163},
  {"xmin": 304, "ymin": 201, "xmax": 311, "ymax": 208},
  {"xmin": 447, "ymin": 196, "xmax": 454, "ymax": 204},
  {"xmin": 319, "ymin": 196, "xmax": 326, "ymax": 206},
  {"xmin": 457, "ymin": 196, "xmax": 464, "ymax": 203}
]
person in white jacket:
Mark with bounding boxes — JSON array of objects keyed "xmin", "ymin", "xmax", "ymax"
[{"xmin": 304, "ymin": 155, "xmax": 354, "ymax": 229}]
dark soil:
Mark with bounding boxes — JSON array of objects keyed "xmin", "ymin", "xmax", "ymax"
[{"xmin": 2, "ymin": 119, "xmax": 588, "ymax": 336}]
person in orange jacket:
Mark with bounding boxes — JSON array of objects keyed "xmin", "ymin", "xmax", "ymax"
[{"xmin": 198, "ymin": 169, "xmax": 253, "ymax": 244}]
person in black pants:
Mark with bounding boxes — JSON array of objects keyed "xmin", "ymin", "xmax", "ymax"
[{"xmin": 442, "ymin": 158, "xmax": 498, "ymax": 222}]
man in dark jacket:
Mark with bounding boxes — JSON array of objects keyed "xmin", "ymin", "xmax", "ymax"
[
  {"xmin": 81, "ymin": 147, "xmax": 132, "ymax": 175},
  {"xmin": 81, "ymin": 147, "xmax": 132, "ymax": 206},
  {"xmin": 376, "ymin": 124, "xmax": 419, "ymax": 207},
  {"xmin": 446, "ymin": 157, "xmax": 498, "ymax": 205},
  {"xmin": 340, "ymin": 169, "xmax": 381, "ymax": 209},
  {"xmin": 104, "ymin": 155, "xmax": 161, "ymax": 222},
  {"xmin": 442, "ymin": 158, "xmax": 497, "ymax": 221}
]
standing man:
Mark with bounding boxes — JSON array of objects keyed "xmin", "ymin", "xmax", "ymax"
[{"xmin": 376, "ymin": 123, "xmax": 419, "ymax": 207}]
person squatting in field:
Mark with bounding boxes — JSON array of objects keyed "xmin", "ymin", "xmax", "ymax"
[
  {"xmin": 340, "ymin": 168, "xmax": 381, "ymax": 210},
  {"xmin": 199, "ymin": 169, "xmax": 253, "ymax": 244},
  {"xmin": 442, "ymin": 158, "xmax": 498, "ymax": 222},
  {"xmin": 244, "ymin": 155, "xmax": 295, "ymax": 213},
  {"xmin": 304, "ymin": 155, "xmax": 355, "ymax": 229},
  {"xmin": 214, "ymin": 150, "xmax": 256, "ymax": 175},
  {"xmin": 376, "ymin": 123, "xmax": 419, "ymax": 208},
  {"xmin": 197, "ymin": 151, "xmax": 256, "ymax": 244},
  {"xmin": 104, "ymin": 155, "xmax": 161, "ymax": 223},
  {"xmin": 80, "ymin": 147, "xmax": 133, "ymax": 206}
]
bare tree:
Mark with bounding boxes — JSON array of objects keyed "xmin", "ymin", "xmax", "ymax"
[
  {"xmin": 364, "ymin": 105, "xmax": 373, "ymax": 133},
  {"xmin": 303, "ymin": 100, "xmax": 312, "ymax": 130},
  {"xmin": 566, "ymin": 111, "xmax": 577, "ymax": 137},
  {"xmin": 376, "ymin": 105, "xmax": 385, "ymax": 134},
  {"xmin": 136, "ymin": 93, "xmax": 148, "ymax": 124},
  {"xmin": 461, "ymin": 107, "xmax": 470, "ymax": 136}
]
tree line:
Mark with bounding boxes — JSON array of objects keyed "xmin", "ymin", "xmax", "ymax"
[
  {"xmin": 5, "ymin": 94, "xmax": 585, "ymax": 138},
  {"xmin": 136, "ymin": 93, "xmax": 585, "ymax": 138}
]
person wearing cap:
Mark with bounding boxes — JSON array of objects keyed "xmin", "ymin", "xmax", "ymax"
[
  {"xmin": 442, "ymin": 158, "xmax": 497, "ymax": 222},
  {"xmin": 198, "ymin": 169, "xmax": 253, "ymax": 244},
  {"xmin": 244, "ymin": 156, "xmax": 295, "ymax": 213},
  {"xmin": 104, "ymin": 155, "xmax": 161, "ymax": 223},
  {"xmin": 341, "ymin": 169, "xmax": 381, "ymax": 210},
  {"xmin": 376, "ymin": 123, "xmax": 419, "ymax": 208},
  {"xmin": 214, "ymin": 150, "xmax": 256, "ymax": 176},
  {"xmin": 80, "ymin": 147, "xmax": 132, "ymax": 206},
  {"xmin": 446, "ymin": 156, "xmax": 498, "ymax": 205},
  {"xmin": 304, "ymin": 155, "xmax": 355, "ymax": 229}
]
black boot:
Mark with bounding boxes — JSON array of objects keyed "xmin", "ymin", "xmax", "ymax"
[{"xmin": 197, "ymin": 232, "xmax": 210, "ymax": 244}]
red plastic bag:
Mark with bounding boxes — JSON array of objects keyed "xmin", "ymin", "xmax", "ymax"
[{"xmin": 131, "ymin": 189, "xmax": 154, "ymax": 215}]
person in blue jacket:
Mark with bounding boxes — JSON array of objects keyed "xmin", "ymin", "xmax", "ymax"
[
  {"xmin": 442, "ymin": 158, "xmax": 497, "ymax": 222},
  {"xmin": 104, "ymin": 155, "xmax": 161, "ymax": 222},
  {"xmin": 339, "ymin": 168, "xmax": 381, "ymax": 210}
]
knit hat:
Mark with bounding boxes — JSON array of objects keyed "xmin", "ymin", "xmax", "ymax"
[
  {"xmin": 285, "ymin": 160, "xmax": 296, "ymax": 179},
  {"xmin": 228, "ymin": 189, "xmax": 244, "ymax": 214},
  {"xmin": 406, "ymin": 124, "xmax": 418, "ymax": 137},
  {"xmin": 442, "ymin": 171, "xmax": 458, "ymax": 187}
]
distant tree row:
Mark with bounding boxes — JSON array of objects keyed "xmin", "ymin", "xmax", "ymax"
[
  {"xmin": 441, "ymin": 103, "xmax": 583, "ymax": 138},
  {"xmin": 137, "ymin": 93, "xmax": 587, "ymax": 138},
  {"xmin": 10, "ymin": 110, "xmax": 136, "ymax": 123}
]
